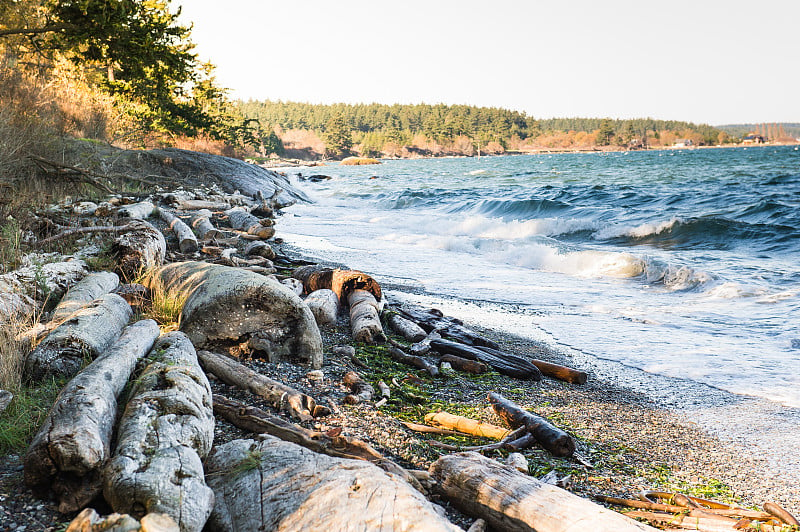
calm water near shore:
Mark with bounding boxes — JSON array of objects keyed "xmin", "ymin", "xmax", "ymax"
[{"xmin": 278, "ymin": 146, "xmax": 800, "ymax": 409}]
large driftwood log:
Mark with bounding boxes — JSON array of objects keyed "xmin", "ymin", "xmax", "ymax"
[
  {"xmin": 489, "ymin": 392, "xmax": 575, "ymax": 457},
  {"xmin": 50, "ymin": 271, "xmax": 120, "ymax": 323},
  {"xmin": 104, "ymin": 332, "xmax": 214, "ymax": 532},
  {"xmin": 117, "ymin": 201, "xmax": 156, "ymax": 219},
  {"xmin": 158, "ymin": 209, "xmax": 198, "ymax": 253},
  {"xmin": 387, "ymin": 312, "xmax": 427, "ymax": 342},
  {"xmin": 189, "ymin": 209, "xmax": 221, "ymax": 240},
  {"xmin": 476, "ymin": 345, "xmax": 588, "ymax": 385},
  {"xmin": 225, "ymin": 207, "xmax": 275, "ymax": 239},
  {"xmin": 197, "ymin": 350, "xmax": 327, "ymax": 421},
  {"xmin": 440, "ymin": 354, "xmax": 488, "ymax": 374},
  {"xmin": 304, "ymin": 289, "xmax": 339, "ymax": 327},
  {"xmin": 243, "ymin": 239, "xmax": 275, "ymax": 259},
  {"xmin": 112, "ymin": 220, "xmax": 166, "ymax": 280},
  {"xmin": 424, "ymin": 412, "xmax": 510, "ymax": 440},
  {"xmin": 388, "ymin": 346, "xmax": 438, "ymax": 376},
  {"xmin": 348, "ymin": 289, "xmax": 386, "ymax": 343},
  {"xmin": 66, "ymin": 508, "xmax": 179, "ymax": 532},
  {"xmin": 204, "ymin": 436, "xmax": 462, "ymax": 532},
  {"xmin": 292, "ymin": 266, "xmax": 382, "ymax": 301},
  {"xmin": 23, "ymin": 293, "xmax": 132, "ymax": 382},
  {"xmin": 431, "ymin": 338, "xmax": 541, "ymax": 380},
  {"xmin": 0, "ymin": 259, "xmax": 88, "ymax": 321},
  {"xmin": 144, "ymin": 262, "xmax": 322, "ymax": 367},
  {"xmin": 24, "ymin": 320, "xmax": 161, "ymax": 513},
  {"xmin": 397, "ymin": 305, "xmax": 499, "ymax": 349},
  {"xmin": 430, "ymin": 452, "xmax": 656, "ymax": 532}
]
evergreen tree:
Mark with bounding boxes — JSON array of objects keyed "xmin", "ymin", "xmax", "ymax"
[{"xmin": 323, "ymin": 115, "xmax": 352, "ymax": 158}]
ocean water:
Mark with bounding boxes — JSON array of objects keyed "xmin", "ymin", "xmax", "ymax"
[{"xmin": 277, "ymin": 146, "xmax": 800, "ymax": 408}]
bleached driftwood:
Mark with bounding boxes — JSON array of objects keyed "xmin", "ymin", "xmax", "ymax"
[
  {"xmin": 23, "ymin": 293, "xmax": 132, "ymax": 382},
  {"xmin": 280, "ymin": 277, "xmax": 304, "ymax": 296},
  {"xmin": 50, "ymin": 271, "xmax": 120, "ymax": 323},
  {"xmin": 304, "ymin": 289, "xmax": 339, "ymax": 327},
  {"xmin": 176, "ymin": 199, "xmax": 229, "ymax": 211},
  {"xmin": 348, "ymin": 289, "xmax": 385, "ymax": 344},
  {"xmin": 225, "ymin": 207, "xmax": 275, "ymax": 239},
  {"xmin": 144, "ymin": 262, "xmax": 322, "ymax": 367},
  {"xmin": 117, "ymin": 201, "xmax": 155, "ymax": 219},
  {"xmin": 65, "ymin": 508, "xmax": 179, "ymax": 532},
  {"xmin": 158, "ymin": 209, "xmax": 198, "ymax": 253},
  {"xmin": 104, "ymin": 332, "xmax": 214, "ymax": 532},
  {"xmin": 424, "ymin": 412, "xmax": 510, "ymax": 440},
  {"xmin": 24, "ymin": 320, "xmax": 160, "ymax": 513},
  {"xmin": 387, "ymin": 312, "xmax": 427, "ymax": 342},
  {"xmin": 243, "ymin": 239, "xmax": 275, "ymax": 259},
  {"xmin": 189, "ymin": 209, "xmax": 221, "ymax": 240},
  {"xmin": 431, "ymin": 452, "xmax": 657, "ymax": 532},
  {"xmin": 0, "ymin": 259, "xmax": 88, "ymax": 321},
  {"xmin": 204, "ymin": 436, "xmax": 462, "ymax": 532},
  {"xmin": 197, "ymin": 350, "xmax": 327, "ymax": 421},
  {"xmin": 112, "ymin": 220, "xmax": 166, "ymax": 280}
]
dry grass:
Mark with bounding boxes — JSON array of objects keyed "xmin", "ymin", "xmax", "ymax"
[
  {"xmin": 340, "ymin": 156, "xmax": 381, "ymax": 166},
  {"xmin": 137, "ymin": 270, "xmax": 187, "ymax": 332}
]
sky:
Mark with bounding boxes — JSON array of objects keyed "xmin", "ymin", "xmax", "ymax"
[{"xmin": 177, "ymin": 0, "xmax": 799, "ymax": 126}]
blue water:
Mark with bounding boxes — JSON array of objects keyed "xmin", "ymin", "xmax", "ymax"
[{"xmin": 278, "ymin": 146, "xmax": 800, "ymax": 407}]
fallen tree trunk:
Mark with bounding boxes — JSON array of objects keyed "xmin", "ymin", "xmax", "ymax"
[
  {"xmin": 197, "ymin": 350, "xmax": 328, "ymax": 421},
  {"xmin": 396, "ymin": 305, "xmax": 499, "ymax": 349},
  {"xmin": 204, "ymin": 436, "xmax": 462, "ymax": 532},
  {"xmin": 50, "ymin": 271, "xmax": 120, "ymax": 323},
  {"xmin": 189, "ymin": 209, "xmax": 222, "ymax": 240},
  {"xmin": 116, "ymin": 201, "xmax": 155, "ymax": 219},
  {"xmin": 158, "ymin": 209, "xmax": 198, "ymax": 253},
  {"xmin": 431, "ymin": 338, "xmax": 541, "ymax": 380},
  {"xmin": 0, "ymin": 259, "xmax": 88, "ymax": 321},
  {"xmin": 304, "ymin": 289, "xmax": 339, "ymax": 327},
  {"xmin": 23, "ymin": 293, "xmax": 132, "ymax": 382},
  {"xmin": 431, "ymin": 452, "xmax": 657, "ymax": 532},
  {"xmin": 104, "ymin": 332, "xmax": 214, "ymax": 532},
  {"xmin": 388, "ymin": 346, "xmax": 438, "ymax": 377},
  {"xmin": 225, "ymin": 207, "xmax": 275, "ymax": 239},
  {"xmin": 348, "ymin": 289, "xmax": 385, "ymax": 343},
  {"xmin": 112, "ymin": 220, "xmax": 166, "ymax": 280},
  {"xmin": 342, "ymin": 371, "xmax": 374, "ymax": 405},
  {"xmin": 476, "ymin": 345, "xmax": 588, "ymax": 385},
  {"xmin": 24, "ymin": 320, "xmax": 160, "ymax": 513},
  {"xmin": 243, "ymin": 239, "xmax": 275, "ymax": 260},
  {"xmin": 489, "ymin": 392, "xmax": 575, "ymax": 457},
  {"xmin": 144, "ymin": 262, "xmax": 322, "ymax": 367},
  {"xmin": 440, "ymin": 354, "xmax": 488, "ymax": 374},
  {"xmin": 386, "ymin": 312, "xmax": 427, "ymax": 342},
  {"xmin": 292, "ymin": 266, "xmax": 382, "ymax": 302},
  {"xmin": 424, "ymin": 412, "xmax": 510, "ymax": 440}
]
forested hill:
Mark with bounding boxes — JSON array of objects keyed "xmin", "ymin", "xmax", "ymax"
[{"xmin": 717, "ymin": 123, "xmax": 800, "ymax": 139}]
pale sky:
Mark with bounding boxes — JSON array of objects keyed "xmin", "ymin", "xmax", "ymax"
[{"xmin": 177, "ymin": 0, "xmax": 799, "ymax": 126}]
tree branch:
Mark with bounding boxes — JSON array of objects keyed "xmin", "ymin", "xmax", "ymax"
[{"xmin": 0, "ymin": 24, "xmax": 72, "ymax": 38}]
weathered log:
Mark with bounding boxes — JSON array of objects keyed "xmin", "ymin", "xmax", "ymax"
[
  {"xmin": 431, "ymin": 452, "xmax": 657, "ymax": 532},
  {"xmin": 66, "ymin": 508, "xmax": 180, "ymax": 532},
  {"xmin": 117, "ymin": 201, "xmax": 155, "ymax": 219},
  {"xmin": 440, "ymin": 354, "xmax": 488, "ymax": 374},
  {"xmin": 158, "ymin": 209, "xmax": 198, "ymax": 253},
  {"xmin": 348, "ymin": 289, "xmax": 385, "ymax": 343},
  {"xmin": 225, "ymin": 207, "xmax": 275, "ymax": 239},
  {"xmin": 304, "ymin": 289, "xmax": 339, "ymax": 327},
  {"xmin": 279, "ymin": 277, "xmax": 304, "ymax": 296},
  {"xmin": 431, "ymin": 338, "xmax": 541, "ymax": 380},
  {"xmin": 243, "ymin": 239, "xmax": 275, "ymax": 259},
  {"xmin": 0, "ymin": 259, "xmax": 88, "ymax": 321},
  {"xmin": 104, "ymin": 332, "xmax": 214, "ymax": 532},
  {"xmin": 397, "ymin": 305, "xmax": 499, "ymax": 349},
  {"xmin": 176, "ymin": 199, "xmax": 230, "ymax": 211},
  {"xmin": 188, "ymin": 209, "xmax": 222, "ymax": 240},
  {"xmin": 50, "ymin": 271, "xmax": 120, "ymax": 323},
  {"xmin": 387, "ymin": 312, "xmax": 427, "ymax": 342},
  {"xmin": 377, "ymin": 380, "xmax": 391, "ymax": 398},
  {"xmin": 594, "ymin": 495, "xmax": 777, "ymax": 522},
  {"xmin": 388, "ymin": 346, "xmax": 438, "ymax": 376},
  {"xmin": 330, "ymin": 269, "xmax": 382, "ymax": 302},
  {"xmin": 143, "ymin": 262, "xmax": 322, "ymax": 367},
  {"xmin": 343, "ymin": 370, "xmax": 374, "ymax": 405},
  {"xmin": 625, "ymin": 510, "xmax": 761, "ymax": 531},
  {"xmin": 291, "ymin": 264, "xmax": 333, "ymax": 293},
  {"xmin": 24, "ymin": 320, "xmax": 160, "ymax": 513},
  {"xmin": 112, "ymin": 220, "xmax": 166, "ymax": 280},
  {"xmin": 424, "ymin": 411, "xmax": 510, "ymax": 440},
  {"xmin": 488, "ymin": 392, "xmax": 575, "ymax": 457},
  {"xmin": 467, "ymin": 519, "xmax": 488, "ymax": 532},
  {"xmin": 409, "ymin": 330, "xmax": 441, "ymax": 356},
  {"xmin": 476, "ymin": 345, "xmax": 588, "ymax": 385},
  {"xmin": 36, "ymin": 223, "xmax": 139, "ymax": 246},
  {"xmin": 197, "ymin": 350, "xmax": 327, "ymax": 421},
  {"xmin": 764, "ymin": 502, "xmax": 800, "ymax": 526},
  {"xmin": 401, "ymin": 421, "xmax": 466, "ymax": 437},
  {"xmin": 506, "ymin": 453, "xmax": 529, "ymax": 474},
  {"xmin": 204, "ymin": 436, "xmax": 462, "ymax": 532},
  {"xmin": 23, "ymin": 293, "xmax": 132, "ymax": 382}
]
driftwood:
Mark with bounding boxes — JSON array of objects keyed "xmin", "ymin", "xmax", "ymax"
[
  {"xmin": 28, "ymin": 154, "xmax": 116, "ymax": 194},
  {"xmin": 476, "ymin": 345, "xmax": 588, "ymax": 385},
  {"xmin": 225, "ymin": 207, "xmax": 275, "ymax": 239},
  {"xmin": 117, "ymin": 201, "xmax": 156, "ymax": 219},
  {"xmin": 431, "ymin": 338, "xmax": 542, "ymax": 380},
  {"xmin": 386, "ymin": 312, "xmax": 427, "ymax": 342},
  {"xmin": 343, "ymin": 370, "xmax": 374, "ymax": 405},
  {"xmin": 144, "ymin": 262, "xmax": 322, "ymax": 367},
  {"xmin": 189, "ymin": 209, "xmax": 221, "ymax": 240},
  {"xmin": 23, "ymin": 293, "xmax": 132, "ymax": 382},
  {"xmin": 304, "ymin": 289, "xmax": 339, "ymax": 327},
  {"xmin": 158, "ymin": 209, "xmax": 198, "ymax": 253},
  {"xmin": 112, "ymin": 219, "xmax": 166, "ymax": 280},
  {"xmin": 243, "ymin": 239, "xmax": 275, "ymax": 259},
  {"xmin": 431, "ymin": 452, "xmax": 657, "ymax": 532},
  {"xmin": 424, "ymin": 411, "xmax": 510, "ymax": 440},
  {"xmin": 624, "ymin": 510, "xmax": 779, "ymax": 531},
  {"xmin": 66, "ymin": 508, "xmax": 179, "ymax": 532},
  {"xmin": 293, "ymin": 266, "xmax": 382, "ymax": 301},
  {"xmin": 36, "ymin": 223, "xmax": 139, "ymax": 247},
  {"xmin": 50, "ymin": 271, "xmax": 120, "ymax": 323},
  {"xmin": 279, "ymin": 277, "xmax": 304, "ymax": 296},
  {"xmin": 388, "ymin": 346, "xmax": 439, "ymax": 376},
  {"xmin": 104, "ymin": 332, "xmax": 214, "ymax": 532},
  {"xmin": 24, "ymin": 320, "xmax": 161, "ymax": 513},
  {"xmin": 409, "ymin": 330, "xmax": 441, "ymax": 356},
  {"xmin": 176, "ymin": 199, "xmax": 230, "ymax": 211},
  {"xmin": 197, "ymin": 350, "xmax": 328, "ymax": 421},
  {"xmin": 489, "ymin": 392, "xmax": 576, "ymax": 457},
  {"xmin": 401, "ymin": 421, "xmax": 466, "ymax": 437},
  {"xmin": 348, "ymin": 289, "xmax": 385, "ymax": 343},
  {"xmin": 396, "ymin": 305, "xmax": 499, "ymax": 349},
  {"xmin": 594, "ymin": 495, "xmax": 779, "ymax": 522},
  {"xmin": 0, "ymin": 259, "xmax": 88, "ymax": 320},
  {"xmin": 440, "ymin": 354, "xmax": 488, "ymax": 374},
  {"xmin": 377, "ymin": 380, "xmax": 391, "ymax": 398},
  {"xmin": 204, "ymin": 436, "xmax": 462, "ymax": 532}
]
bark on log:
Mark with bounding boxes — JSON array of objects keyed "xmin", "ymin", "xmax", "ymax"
[
  {"xmin": 488, "ymin": 392, "xmax": 576, "ymax": 457},
  {"xmin": 24, "ymin": 293, "xmax": 132, "ymax": 382},
  {"xmin": 116, "ymin": 201, "xmax": 155, "ymax": 219},
  {"xmin": 158, "ymin": 209, "xmax": 198, "ymax": 253},
  {"xmin": 343, "ymin": 371, "xmax": 374, "ymax": 405},
  {"xmin": 330, "ymin": 269, "xmax": 382, "ymax": 302},
  {"xmin": 144, "ymin": 262, "xmax": 322, "ymax": 367},
  {"xmin": 397, "ymin": 305, "xmax": 499, "ymax": 349},
  {"xmin": 104, "ymin": 332, "xmax": 214, "ymax": 532},
  {"xmin": 431, "ymin": 452, "xmax": 657, "ymax": 532},
  {"xmin": 291, "ymin": 264, "xmax": 332, "ymax": 293},
  {"xmin": 475, "ymin": 345, "xmax": 588, "ymax": 385},
  {"xmin": 440, "ymin": 354, "xmax": 488, "ymax": 374},
  {"xmin": 50, "ymin": 271, "xmax": 120, "ymax": 323},
  {"xmin": 304, "ymin": 289, "xmax": 339, "ymax": 327},
  {"xmin": 431, "ymin": 338, "xmax": 541, "ymax": 380},
  {"xmin": 424, "ymin": 412, "xmax": 510, "ymax": 440},
  {"xmin": 189, "ymin": 209, "xmax": 221, "ymax": 240},
  {"xmin": 388, "ymin": 346, "xmax": 438, "ymax": 376},
  {"xmin": 243, "ymin": 239, "xmax": 275, "ymax": 260},
  {"xmin": 348, "ymin": 289, "xmax": 385, "ymax": 344},
  {"xmin": 24, "ymin": 320, "xmax": 160, "ymax": 513},
  {"xmin": 204, "ymin": 436, "xmax": 462, "ymax": 532},
  {"xmin": 112, "ymin": 220, "xmax": 166, "ymax": 280},
  {"xmin": 225, "ymin": 207, "xmax": 275, "ymax": 239},
  {"xmin": 387, "ymin": 312, "xmax": 427, "ymax": 342},
  {"xmin": 197, "ymin": 350, "xmax": 327, "ymax": 421}
]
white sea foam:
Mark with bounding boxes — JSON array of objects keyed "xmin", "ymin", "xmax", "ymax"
[
  {"xmin": 594, "ymin": 218, "xmax": 682, "ymax": 240},
  {"xmin": 447, "ymin": 214, "xmax": 597, "ymax": 239}
]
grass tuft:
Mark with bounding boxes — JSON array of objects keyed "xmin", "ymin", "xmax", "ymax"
[
  {"xmin": 0, "ymin": 377, "xmax": 66, "ymax": 454},
  {"xmin": 137, "ymin": 270, "xmax": 187, "ymax": 332}
]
